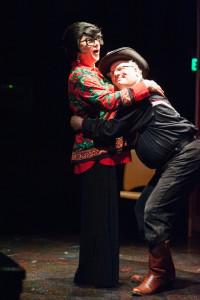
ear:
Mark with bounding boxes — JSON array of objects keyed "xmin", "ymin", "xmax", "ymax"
[
  {"xmin": 134, "ymin": 66, "xmax": 139, "ymax": 76},
  {"xmin": 134, "ymin": 66, "xmax": 138, "ymax": 72}
]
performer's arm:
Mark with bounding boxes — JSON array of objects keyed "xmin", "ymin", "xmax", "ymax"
[{"xmin": 71, "ymin": 101, "xmax": 153, "ymax": 145}]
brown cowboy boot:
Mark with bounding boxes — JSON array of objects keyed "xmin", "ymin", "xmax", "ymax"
[{"xmin": 132, "ymin": 240, "xmax": 175, "ymax": 295}]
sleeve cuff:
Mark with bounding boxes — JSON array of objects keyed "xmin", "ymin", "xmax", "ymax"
[
  {"xmin": 131, "ymin": 81, "xmax": 150, "ymax": 102},
  {"xmin": 82, "ymin": 119, "xmax": 91, "ymax": 136}
]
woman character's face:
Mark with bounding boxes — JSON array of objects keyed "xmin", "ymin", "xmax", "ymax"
[{"xmin": 78, "ymin": 35, "xmax": 102, "ymax": 67}]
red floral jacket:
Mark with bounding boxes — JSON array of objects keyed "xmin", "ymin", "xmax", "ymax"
[{"xmin": 68, "ymin": 60, "xmax": 150, "ymax": 163}]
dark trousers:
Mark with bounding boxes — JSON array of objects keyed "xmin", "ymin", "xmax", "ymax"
[
  {"xmin": 74, "ymin": 163, "xmax": 119, "ymax": 287},
  {"xmin": 135, "ymin": 138, "xmax": 200, "ymax": 248}
]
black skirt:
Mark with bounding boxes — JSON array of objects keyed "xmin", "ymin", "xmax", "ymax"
[{"xmin": 74, "ymin": 163, "xmax": 119, "ymax": 287}]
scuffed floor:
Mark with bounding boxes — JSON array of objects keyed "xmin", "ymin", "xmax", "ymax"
[{"xmin": 0, "ymin": 234, "xmax": 200, "ymax": 299}]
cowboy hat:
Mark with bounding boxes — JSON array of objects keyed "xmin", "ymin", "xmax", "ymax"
[{"xmin": 98, "ymin": 47, "xmax": 149, "ymax": 78}]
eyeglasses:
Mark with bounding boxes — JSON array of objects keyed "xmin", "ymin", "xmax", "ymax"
[
  {"xmin": 79, "ymin": 36, "xmax": 103, "ymax": 46},
  {"xmin": 107, "ymin": 65, "xmax": 133, "ymax": 77}
]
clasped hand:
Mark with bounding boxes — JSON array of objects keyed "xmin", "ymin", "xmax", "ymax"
[{"xmin": 70, "ymin": 115, "xmax": 83, "ymax": 131}]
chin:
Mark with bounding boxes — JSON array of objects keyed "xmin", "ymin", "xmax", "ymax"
[{"xmin": 93, "ymin": 55, "xmax": 100, "ymax": 61}]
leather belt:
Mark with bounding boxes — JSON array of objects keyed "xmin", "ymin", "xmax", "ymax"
[{"xmin": 175, "ymin": 134, "xmax": 199, "ymax": 152}]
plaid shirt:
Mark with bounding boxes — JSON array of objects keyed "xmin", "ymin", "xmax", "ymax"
[{"xmin": 68, "ymin": 60, "xmax": 150, "ymax": 163}]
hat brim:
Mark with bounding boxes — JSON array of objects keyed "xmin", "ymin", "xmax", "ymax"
[{"xmin": 98, "ymin": 47, "xmax": 149, "ymax": 79}]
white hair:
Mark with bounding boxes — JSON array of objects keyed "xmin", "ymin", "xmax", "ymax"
[{"xmin": 129, "ymin": 60, "xmax": 143, "ymax": 76}]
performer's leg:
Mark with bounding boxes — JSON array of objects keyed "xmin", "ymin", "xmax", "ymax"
[
  {"xmin": 74, "ymin": 163, "xmax": 119, "ymax": 287},
  {"xmin": 132, "ymin": 172, "xmax": 159, "ymax": 283},
  {"xmin": 132, "ymin": 139, "xmax": 200, "ymax": 295},
  {"xmin": 135, "ymin": 173, "xmax": 159, "ymax": 238}
]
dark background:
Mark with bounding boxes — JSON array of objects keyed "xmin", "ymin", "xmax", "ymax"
[{"xmin": 0, "ymin": 0, "xmax": 197, "ymax": 238}]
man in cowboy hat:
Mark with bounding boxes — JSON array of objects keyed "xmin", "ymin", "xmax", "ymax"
[{"xmin": 70, "ymin": 47, "xmax": 200, "ymax": 296}]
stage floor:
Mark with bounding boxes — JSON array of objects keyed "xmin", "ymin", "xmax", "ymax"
[{"xmin": 0, "ymin": 233, "xmax": 200, "ymax": 299}]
